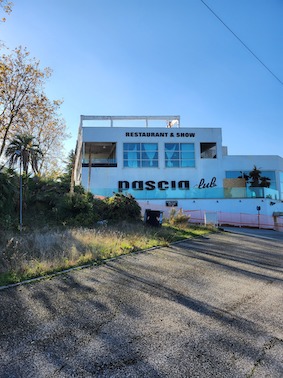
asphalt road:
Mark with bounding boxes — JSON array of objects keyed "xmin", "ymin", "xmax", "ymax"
[
  {"xmin": 0, "ymin": 231, "xmax": 282, "ymax": 377},
  {"xmin": 222, "ymin": 226, "xmax": 283, "ymax": 241}
]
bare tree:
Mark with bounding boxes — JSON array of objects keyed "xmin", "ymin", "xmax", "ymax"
[
  {"xmin": 0, "ymin": 0, "xmax": 13, "ymax": 22},
  {"xmin": 0, "ymin": 46, "xmax": 68, "ymax": 174}
]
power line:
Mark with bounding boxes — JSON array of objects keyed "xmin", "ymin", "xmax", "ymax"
[{"xmin": 200, "ymin": 0, "xmax": 283, "ymax": 86}]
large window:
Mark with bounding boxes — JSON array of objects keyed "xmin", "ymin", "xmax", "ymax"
[
  {"xmin": 200, "ymin": 143, "xmax": 217, "ymax": 159},
  {"xmin": 165, "ymin": 143, "xmax": 195, "ymax": 168},
  {"xmin": 280, "ymin": 172, "xmax": 283, "ymax": 200},
  {"xmin": 226, "ymin": 170, "xmax": 276, "ymax": 190},
  {"xmin": 123, "ymin": 143, "xmax": 158, "ymax": 168},
  {"xmin": 82, "ymin": 142, "xmax": 117, "ymax": 167}
]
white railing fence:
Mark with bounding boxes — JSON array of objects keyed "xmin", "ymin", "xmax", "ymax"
[{"xmin": 184, "ymin": 210, "xmax": 283, "ymax": 231}]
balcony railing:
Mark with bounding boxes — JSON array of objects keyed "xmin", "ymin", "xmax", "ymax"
[
  {"xmin": 89, "ymin": 186, "xmax": 279, "ymax": 200},
  {"xmin": 82, "ymin": 159, "xmax": 117, "ymax": 167}
]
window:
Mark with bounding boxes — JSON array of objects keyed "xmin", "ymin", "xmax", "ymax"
[
  {"xmin": 165, "ymin": 143, "xmax": 195, "ymax": 168},
  {"xmin": 226, "ymin": 170, "xmax": 276, "ymax": 190},
  {"xmin": 123, "ymin": 143, "xmax": 158, "ymax": 168},
  {"xmin": 280, "ymin": 172, "xmax": 283, "ymax": 200},
  {"xmin": 226, "ymin": 171, "xmax": 249, "ymax": 179},
  {"xmin": 82, "ymin": 142, "xmax": 117, "ymax": 167},
  {"xmin": 200, "ymin": 143, "xmax": 217, "ymax": 159}
]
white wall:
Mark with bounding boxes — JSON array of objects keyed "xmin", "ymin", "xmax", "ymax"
[
  {"xmin": 78, "ymin": 125, "xmax": 283, "ymax": 216},
  {"xmin": 138, "ymin": 198, "xmax": 283, "ymax": 217}
]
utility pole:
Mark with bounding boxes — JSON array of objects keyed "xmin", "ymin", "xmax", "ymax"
[{"xmin": 16, "ymin": 149, "xmax": 23, "ymax": 232}]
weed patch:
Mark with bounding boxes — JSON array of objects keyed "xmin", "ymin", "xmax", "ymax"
[{"xmin": 0, "ymin": 222, "xmax": 213, "ymax": 286}]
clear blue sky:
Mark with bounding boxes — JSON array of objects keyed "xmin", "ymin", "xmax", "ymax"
[{"xmin": 1, "ymin": 0, "xmax": 283, "ymax": 157}]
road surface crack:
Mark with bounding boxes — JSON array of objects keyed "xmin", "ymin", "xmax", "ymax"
[{"xmin": 247, "ymin": 337, "xmax": 283, "ymax": 377}]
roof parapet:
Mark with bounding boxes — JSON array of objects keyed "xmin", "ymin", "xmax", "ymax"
[{"xmin": 80, "ymin": 115, "xmax": 181, "ymax": 128}]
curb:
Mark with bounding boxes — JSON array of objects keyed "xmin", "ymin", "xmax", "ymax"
[{"xmin": 0, "ymin": 235, "xmax": 211, "ymax": 291}]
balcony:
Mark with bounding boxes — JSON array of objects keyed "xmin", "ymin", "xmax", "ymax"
[
  {"xmin": 82, "ymin": 158, "xmax": 117, "ymax": 167},
  {"xmin": 89, "ymin": 186, "xmax": 279, "ymax": 200}
]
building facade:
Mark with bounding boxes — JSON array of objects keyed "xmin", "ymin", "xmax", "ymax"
[{"xmin": 74, "ymin": 116, "xmax": 283, "ymax": 228}]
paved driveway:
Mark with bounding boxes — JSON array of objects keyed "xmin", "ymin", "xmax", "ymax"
[
  {"xmin": 0, "ymin": 232, "xmax": 282, "ymax": 377},
  {"xmin": 222, "ymin": 226, "xmax": 283, "ymax": 241}
]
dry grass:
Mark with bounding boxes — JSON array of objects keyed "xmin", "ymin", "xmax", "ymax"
[{"xmin": 0, "ymin": 222, "xmax": 212, "ymax": 285}]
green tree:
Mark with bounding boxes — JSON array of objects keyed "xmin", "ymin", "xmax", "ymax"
[
  {"xmin": 5, "ymin": 134, "xmax": 43, "ymax": 175},
  {"xmin": 0, "ymin": 168, "xmax": 17, "ymax": 227},
  {"xmin": 63, "ymin": 149, "xmax": 75, "ymax": 194}
]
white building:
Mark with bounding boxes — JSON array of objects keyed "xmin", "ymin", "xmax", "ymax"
[{"xmin": 74, "ymin": 116, "xmax": 283, "ymax": 229}]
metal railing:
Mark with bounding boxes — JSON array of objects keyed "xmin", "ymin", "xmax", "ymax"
[{"xmin": 184, "ymin": 210, "xmax": 283, "ymax": 230}]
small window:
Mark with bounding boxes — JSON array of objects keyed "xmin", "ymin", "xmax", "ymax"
[
  {"xmin": 165, "ymin": 143, "xmax": 195, "ymax": 168},
  {"xmin": 200, "ymin": 143, "xmax": 217, "ymax": 159}
]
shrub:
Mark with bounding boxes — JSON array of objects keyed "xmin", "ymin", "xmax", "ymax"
[
  {"xmin": 168, "ymin": 208, "xmax": 190, "ymax": 228},
  {"xmin": 104, "ymin": 193, "xmax": 141, "ymax": 222},
  {"xmin": 0, "ymin": 169, "xmax": 18, "ymax": 227},
  {"xmin": 0, "ymin": 172, "xmax": 143, "ymax": 229},
  {"xmin": 56, "ymin": 193, "xmax": 96, "ymax": 226}
]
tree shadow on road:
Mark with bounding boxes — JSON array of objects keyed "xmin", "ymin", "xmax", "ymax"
[{"xmin": 0, "ymin": 232, "xmax": 282, "ymax": 377}]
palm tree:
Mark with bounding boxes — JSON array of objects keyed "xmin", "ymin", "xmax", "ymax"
[
  {"xmin": 260, "ymin": 176, "xmax": 271, "ymax": 188},
  {"xmin": 5, "ymin": 134, "xmax": 43, "ymax": 175},
  {"xmin": 249, "ymin": 165, "xmax": 262, "ymax": 187},
  {"xmin": 248, "ymin": 165, "xmax": 271, "ymax": 188},
  {"xmin": 248, "ymin": 165, "xmax": 271, "ymax": 198}
]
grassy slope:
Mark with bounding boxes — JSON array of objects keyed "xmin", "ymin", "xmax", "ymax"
[{"xmin": 0, "ymin": 223, "xmax": 213, "ymax": 286}]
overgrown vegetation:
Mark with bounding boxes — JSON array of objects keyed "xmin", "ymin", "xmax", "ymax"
[
  {"xmin": 0, "ymin": 222, "xmax": 212, "ymax": 286},
  {"xmin": 0, "ymin": 170, "xmax": 145, "ymax": 231},
  {"xmin": 0, "ymin": 165, "xmax": 142, "ymax": 229},
  {"xmin": 0, "ymin": 156, "xmax": 214, "ymax": 287},
  {"xmin": 167, "ymin": 208, "xmax": 191, "ymax": 228}
]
